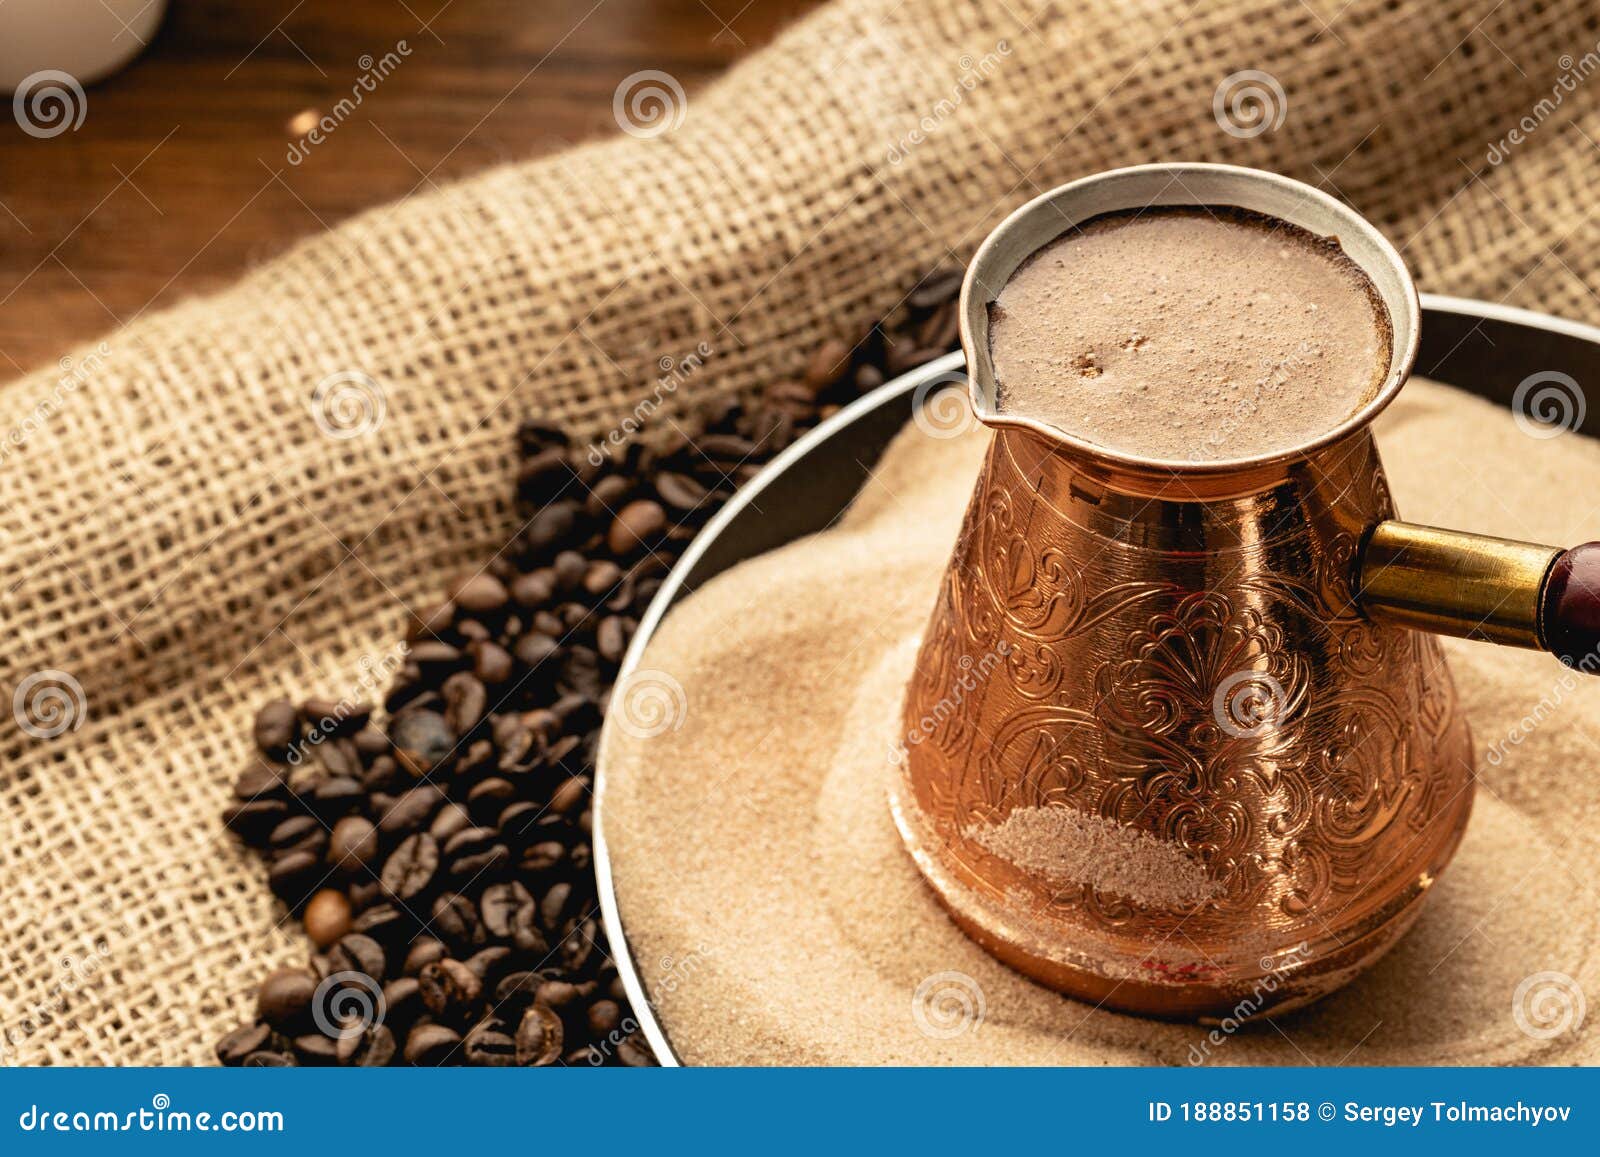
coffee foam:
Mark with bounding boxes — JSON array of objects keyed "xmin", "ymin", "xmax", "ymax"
[{"xmin": 987, "ymin": 207, "xmax": 1393, "ymax": 463}]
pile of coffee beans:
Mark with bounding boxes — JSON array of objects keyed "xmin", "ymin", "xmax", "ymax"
[{"xmin": 215, "ymin": 269, "xmax": 964, "ymax": 1066}]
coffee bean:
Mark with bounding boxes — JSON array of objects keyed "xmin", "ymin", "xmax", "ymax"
[
  {"xmin": 328, "ymin": 932, "xmax": 386, "ymax": 981},
  {"xmin": 493, "ymin": 970, "xmax": 540, "ymax": 1006},
  {"xmin": 510, "ymin": 570, "xmax": 555, "ymax": 607},
  {"xmin": 549, "ymin": 550, "xmax": 584, "ymax": 593},
  {"xmin": 596, "ymin": 616, "xmax": 627, "ymax": 663},
  {"xmin": 335, "ymin": 1022, "xmax": 397, "ymax": 1067},
  {"xmin": 429, "ymin": 801, "xmax": 474, "ymax": 842},
  {"xmin": 804, "ymin": 337, "xmax": 851, "ymax": 391},
  {"xmin": 548, "ymin": 776, "xmax": 588, "ymax": 816},
  {"xmin": 292, "ymin": 1032, "xmax": 339, "ymax": 1066},
  {"xmin": 581, "ymin": 560, "xmax": 622, "ymax": 599},
  {"xmin": 462, "ymin": 1021, "xmax": 517, "ymax": 1066},
  {"xmin": 587, "ymin": 999, "xmax": 623, "ymax": 1038},
  {"xmin": 465, "ymin": 778, "xmax": 514, "ymax": 823},
  {"xmin": 464, "ymin": 946, "xmax": 513, "ymax": 985},
  {"xmin": 327, "ymin": 815, "xmax": 378, "ymax": 871},
  {"xmin": 269, "ymin": 815, "xmax": 326, "ymax": 857},
  {"xmin": 257, "ymin": 967, "xmax": 317, "ymax": 1028},
  {"xmin": 432, "ymin": 892, "xmax": 486, "ymax": 951},
  {"xmin": 390, "ymin": 710, "xmax": 456, "ymax": 776},
  {"xmin": 513, "ymin": 632, "xmax": 560, "ymax": 669},
  {"xmin": 409, "ymin": 640, "xmax": 464, "ymax": 670},
  {"xmin": 534, "ymin": 978, "xmax": 583, "ymax": 1012},
  {"xmin": 521, "ymin": 840, "xmax": 566, "ymax": 874},
  {"xmin": 283, "ymin": 761, "xmax": 328, "ymax": 798},
  {"xmin": 222, "ymin": 798, "xmax": 290, "ymax": 846},
  {"xmin": 472, "ymin": 641, "xmax": 514, "ymax": 683},
  {"xmin": 616, "ymin": 1033, "xmax": 656, "ymax": 1067},
  {"xmin": 353, "ymin": 724, "xmax": 390, "ymax": 757},
  {"xmin": 404, "ymin": 1023, "xmax": 462, "ymax": 1066},
  {"xmin": 451, "ymin": 573, "xmax": 510, "ymax": 614},
  {"xmin": 379, "ymin": 785, "xmax": 445, "ymax": 835},
  {"xmin": 382, "ymin": 833, "xmax": 439, "ymax": 901},
  {"xmin": 442, "ymin": 671, "xmax": 488, "ymax": 736},
  {"xmin": 301, "ymin": 698, "xmax": 373, "ymax": 735},
  {"xmin": 518, "ymin": 446, "xmax": 577, "ymax": 506},
  {"xmin": 514, "ymin": 1004, "xmax": 564, "ymax": 1066},
  {"xmin": 654, "ymin": 471, "xmax": 708, "ymax": 512},
  {"xmin": 557, "ymin": 648, "xmax": 603, "ymax": 700},
  {"xmin": 524, "ymin": 501, "xmax": 579, "ymax": 553},
  {"xmin": 362, "ymin": 755, "xmax": 401, "ymax": 792},
  {"xmin": 221, "ymin": 283, "xmax": 967, "ymax": 1064},
  {"xmin": 303, "ymin": 889, "xmax": 352, "ymax": 949},
  {"xmin": 695, "ymin": 433, "xmax": 756, "ymax": 461},
  {"xmin": 383, "ymin": 976, "xmax": 423, "ymax": 1027},
  {"xmin": 419, "ymin": 958, "xmax": 483, "ymax": 1017},
  {"xmin": 607, "ymin": 500, "xmax": 667, "ymax": 554},
  {"xmin": 402, "ymin": 937, "xmax": 448, "ymax": 976},
  {"xmin": 267, "ymin": 850, "xmax": 322, "ymax": 905},
  {"xmin": 254, "ymin": 700, "xmax": 299, "ymax": 756},
  {"xmin": 311, "ymin": 774, "xmax": 365, "ymax": 816},
  {"xmin": 215, "ymin": 1021, "xmax": 271, "ymax": 1066},
  {"xmin": 560, "ymin": 918, "xmax": 600, "ymax": 972},
  {"xmin": 242, "ymin": 1050, "xmax": 296, "ymax": 1067},
  {"xmin": 480, "ymin": 881, "xmax": 534, "ymax": 939},
  {"xmin": 583, "ymin": 473, "xmax": 632, "ymax": 518},
  {"xmin": 350, "ymin": 903, "xmax": 404, "ymax": 943},
  {"xmin": 234, "ymin": 760, "xmax": 287, "ymax": 801},
  {"xmin": 539, "ymin": 881, "xmax": 574, "ymax": 931},
  {"xmin": 511, "ymin": 912, "xmax": 550, "ymax": 956}
]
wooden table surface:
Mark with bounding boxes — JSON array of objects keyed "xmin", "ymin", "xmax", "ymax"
[{"xmin": 0, "ymin": 0, "xmax": 819, "ymax": 378}]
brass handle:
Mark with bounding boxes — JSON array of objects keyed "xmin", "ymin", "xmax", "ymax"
[{"xmin": 1357, "ymin": 521, "xmax": 1600, "ymax": 669}]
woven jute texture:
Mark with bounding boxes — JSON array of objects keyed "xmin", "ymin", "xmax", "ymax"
[{"xmin": 3, "ymin": 0, "xmax": 1599, "ymax": 1064}]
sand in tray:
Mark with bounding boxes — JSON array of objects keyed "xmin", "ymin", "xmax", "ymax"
[{"xmin": 600, "ymin": 380, "xmax": 1600, "ymax": 1065}]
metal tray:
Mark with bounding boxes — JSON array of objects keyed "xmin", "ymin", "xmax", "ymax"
[{"xmin": 594, "ymin": 294, "xmax": 1600, "ymax": 1066}]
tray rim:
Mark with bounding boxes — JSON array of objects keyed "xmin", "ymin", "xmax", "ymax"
[{"xmin": 592, "ymin": 293, "xmax": 1600, "ymax": 1068}]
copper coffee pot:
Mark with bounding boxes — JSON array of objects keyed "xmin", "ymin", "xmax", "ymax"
[{"xmin": 891, "ymin": 164, "xmax": 1600, "ymax": 1020}]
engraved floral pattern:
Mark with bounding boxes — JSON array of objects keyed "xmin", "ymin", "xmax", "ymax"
[{"xmin": 901, "ymin": 431, "xmax": 1475, "ymax": 946}]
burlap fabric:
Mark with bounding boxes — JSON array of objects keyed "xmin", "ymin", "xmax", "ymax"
[{"xmin": 2, "ymin": 0, "xmax": 1597, "ymax": 1064}]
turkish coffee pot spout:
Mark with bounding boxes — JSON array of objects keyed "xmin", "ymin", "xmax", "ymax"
[{"xmin": 891, "ymin": 163, "xmax": 1598, "ymax": 1020}]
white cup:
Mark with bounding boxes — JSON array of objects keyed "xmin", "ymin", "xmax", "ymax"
[{"xmin": 0, "ymin": 0, "xmax": 169, "ymax": 93}]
